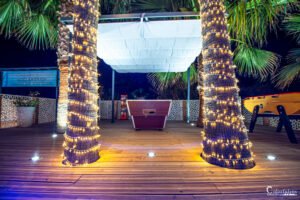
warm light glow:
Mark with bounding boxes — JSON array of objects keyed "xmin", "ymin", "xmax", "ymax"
[
  {"xmin": 199, "ymin": 0, "xmax": 255, "ymax": 169},
  {"xmin": 148, "ymin": 152, "xmax": 156, "ymax": 158},
  {"xmin": 267, "ymin": 155, "xmax": 276, "ymax": 161},
  {"xmin": 62, "ymin": 0, "xmax": 100, "ymax": 166},
  {"xmin": 57, "ymin": 104, "xmax": 68, "ymax": 133},
  {"xmin": 31, "ymin": 155, "xmax": 40, "ymax": 162},
  {"xmin": 190, "ymin": 123, "xmax": 196, "ymax": 127}
]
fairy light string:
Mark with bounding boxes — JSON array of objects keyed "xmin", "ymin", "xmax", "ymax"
[
  {"xmin": 199, "ymin": 0, "xmax": 255, "ymax": 169},
  {"xmin": 62, "ymin": 0, "xmax": 101, "ymax": 166}
]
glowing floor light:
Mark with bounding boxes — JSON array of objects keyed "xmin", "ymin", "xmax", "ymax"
[
  {"xmin": 190, "ymin": 123, "xmax": 196, "ymax": 127},
  {"xmin": 52, "ymin": 134, "xmax": 58, "ymax": 138},
  {"xmin": 31, "ymin": 155, "xmax": 40, "ymax": 162},
  {"xmin": 267, "ymin": 155, "xmax": 276, "ymax": 161},
  {"xmin": 148, "ymin": 152, "xmax": 155, "ymax": 158}
]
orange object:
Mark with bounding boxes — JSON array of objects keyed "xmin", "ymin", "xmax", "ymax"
[
  {"xmin": 243, "ymin": 92, "xmax": 300, "ymax": 115},
  {"xmin": 120, "ymin": 95, "xmax": 128, "ymax": 120}
]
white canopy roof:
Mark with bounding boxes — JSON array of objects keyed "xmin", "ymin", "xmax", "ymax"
[{"xmin": 68, "ymin": 19, "xmax": 202, "ymax": 73}]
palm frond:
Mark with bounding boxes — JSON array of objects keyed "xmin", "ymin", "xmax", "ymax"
[
  {"xmin": 227, "ymin": 0, "xmax": 298, "ymax": 47},
  {"xmin": 132, "ymin": 0, "xmax": 198, "ymax": 12},
  {"xmin": 148, "ymin": 64, "xmax": 198, "ymax": 92},
  {"xmin": 148, "ymin": 72, "xmax": 183, "ymax": 91},
  {"xmin": 181, "ymin": 64, "xmax": 198, "ymax": 84},
  {"xmin": 42, "ymin": 0, "xmax": 60, "ymax": 19},
  {"xmin": 132, "ymin": 0, "xmax": 173, "ymax": 12},
  {"xmin": 275, "ymin": 48, "xmax": 300, "ymax": 89},
  {"xmin": 0, "ymin": 0, "xmax": 29, "ymax": 37},
  {"xmin": 283, "ymin": 14, "xmax": 300, "ymax": 42},
  {"xmin": 113, "ymin": 0, "xmax": 133, "ymax": 14},
  {"xmin": 16, "ymin": 13, "xmax": 57, "ymax": 50},
  {"xmin": 233, "ymin": 45, "xmax": 280, "ymax": 80}
]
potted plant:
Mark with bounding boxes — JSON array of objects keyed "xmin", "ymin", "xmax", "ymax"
[{"xmin": 14, "ymin": 92, "xmax": 39, "ymax": 127}]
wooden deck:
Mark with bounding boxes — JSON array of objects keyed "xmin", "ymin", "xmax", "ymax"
[{"xmin": 0, "ymin": 121, "xmax": 299, "ymax": 199}]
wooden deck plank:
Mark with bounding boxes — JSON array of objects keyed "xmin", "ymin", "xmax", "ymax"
[{"xmin": 0, "ymin": 121, "xmax": 299, "ymax": 199}]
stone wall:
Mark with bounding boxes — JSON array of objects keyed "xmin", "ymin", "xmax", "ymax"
[
  {"xmin": 100, "ymin": 100, "xmax": 300, "ymax": 130},
  {"xmin": 242, "ymin": 106, "xmax": 300, "ymax": 131},
  {"xmin": 100, "ymin": 100, "xmax": 200, "ymax": 122},
  {"xmin": 0, "ymin": 94, "xmax": 56, "ymax": 128},
  {"xmin": 1, "ymin": 96, "xmax": 299, "ymax": 131}
]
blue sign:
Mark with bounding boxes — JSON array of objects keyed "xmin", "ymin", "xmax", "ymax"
[{"xmin": 2, "ymin": 70, "xmax": 57, "ymax": 87}]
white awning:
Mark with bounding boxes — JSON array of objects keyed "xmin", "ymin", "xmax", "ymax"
[{"xmin": 68, "ymin": 19, "xmax": 202, "ymax": 73}]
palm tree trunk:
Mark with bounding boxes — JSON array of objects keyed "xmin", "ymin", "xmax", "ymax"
[
  {"xmin": 56, "ymin": 0, "xmax": 73, "ymax": 133},
  {"xmin": 197, "ymin": 53, "xmax": 204, "ymax": 128},
  {"xmin": 56, "ymin": 24, "xmax": 70, "ymax": 133},
  {"xmin": 63, "ymin": 0, "xmax": 100, "ymax": 165},
  {"xmin": 199, "ymin": 0, "xmax": 255, "ymax": 169}
]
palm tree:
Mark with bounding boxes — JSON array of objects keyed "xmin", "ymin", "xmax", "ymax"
[
  {"xmin": 56, "ymin": 0, "xmax": 73, "ymax": 133},
  {"xmin": 131, "ymin": 0, "xmax": 199, "ymax": 12},
  {"xmin": 101, "ymin": 0, "xmax": 133, "ymax": 14},
  {"xmin": 136, "ymin": 0, "xmax": 298, "ymax": 128},
  {"xmin": 228, "ymin": 0, "xmax": 298, "ymax": 80},
  {"xmin": 133, "ymin": 0, "xmax": 272, "ymax": 80},
  {"xmin": 199, "ymin": 0, "xmax": 255, "ymax": 169},
  {"xmin": 62, "ymin": 0, "xmax": 101, "ymax": 165},
  {"xmin": 0, "ymin": 0, "xmax": 58, "ymax": 49},
  {"xmin": 134, "ymin": 0, "xmax": 298, "ymax": 80},
  {"xmin": 275, "ymin": 14, "xmax": 300, "ymax": 88},
  {"xmin": 147, "ymin": 64, "xmax": 198, "ymax": 96},
  {"xmin": 0, "ymin": 0, "xmax": 74, "ymax": 134},
  {"xmin": 197, "ymin": 53, "xmax": 204, "ymax": 128}
]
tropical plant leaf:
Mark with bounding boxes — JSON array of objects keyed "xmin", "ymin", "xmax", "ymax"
[
  {"xmin": 16, "ymin": 13, "xmax": 57, "ymax": 50},
  {"xmin": 132, "ymin": 0, "xmax": 174, "ymax": 12},
  {"xmin": 233, "ymin": 45, "xmax": 280, "ymax": 80},
  {"xmin": 275, "ymin": 48, "xmax": 300, "ymax": 89},
  {"xmin": 131, "ymin": 0, "xmax": 199, "ymax": 12},
  {"xmin": 148, "ymin": 64, "xmax": 198, "ymax": 92},
  {"xmin": 227, "ymin": 0, "xmax": 299, "ymax": 47},
  {"xmin": 148, "ymin": 72, "xmax": 183, "ymax": 91},
  {"xmin": 181, "ymin": 64, "xmax": 198, "ymax": 84},
  {"xmin": 283, "ymin": 14, "xmax": 300, "ymax": 42},
  {"xmin": 0, "ymin": 0, "xmax": 29, "ymax": 37}
]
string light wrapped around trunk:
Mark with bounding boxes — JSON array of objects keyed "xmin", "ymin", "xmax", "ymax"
[
  {"xmin": 199, "ymin": 0, "xmax": 255, "ymax": 169},
  {"xmin": 62, "ymin": 0, "xmax": 100, "ymax": 166}
]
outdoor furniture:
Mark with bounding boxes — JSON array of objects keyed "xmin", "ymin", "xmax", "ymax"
[
  {"xmin": 243, "ymin": 93, "xmax": 300, "ymax": 144},
  {"xmin": 127, "ymin": 100, "xmax": 172, "ymax": 130}
]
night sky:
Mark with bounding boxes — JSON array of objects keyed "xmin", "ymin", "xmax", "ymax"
[
  {"xmin": 0, "ymin": 35, "xmax": 154, "ymax": 99},
  {"xmin": 0, "ymin": 28, "xmax": 299, "ymax": 100}
]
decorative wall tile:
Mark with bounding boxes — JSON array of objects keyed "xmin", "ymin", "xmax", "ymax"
[
  {"xmin": 168, "ymin": 100, "xmax": 183, "ymax": 121},
  {"xmin": 190, "ymin": 100, "xmax": 200, "ymax": 122},
  {"xmin": 99, "ymin": 101, "xmax": 112, "ymax": 119},
  {"xmin": 0, "ymin": 94, "xmax": 56, "ymax": 128},
  {"xmin": 242, "ymin": 106, "xmax": 300, "ymax": 131},
  {"xmin": 38, "ymin": 98, "xmax": 56, "ymax": 124},
  {"xmin": 2, "ymin": 95, "xmax": 298, "ymax": 130}
]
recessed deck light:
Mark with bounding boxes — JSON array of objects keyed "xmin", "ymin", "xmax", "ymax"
[
  {"xmin": 148, "ymin": 152, "xmax": 155, "ymax": 158},
  {"xmin": 190, "ymin": 123, "xmax": 196, "ymax": 127},
  {"xmin": 267, "ymin": 155, "xmax": 276, "ymax": 161},
  {"xmin": 31, "ymin": 155, "xmax": 40, "ymax": 162},
  {"xmin": 52, "ymin": 134, "xmax": 58, "ymax": 138}
]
